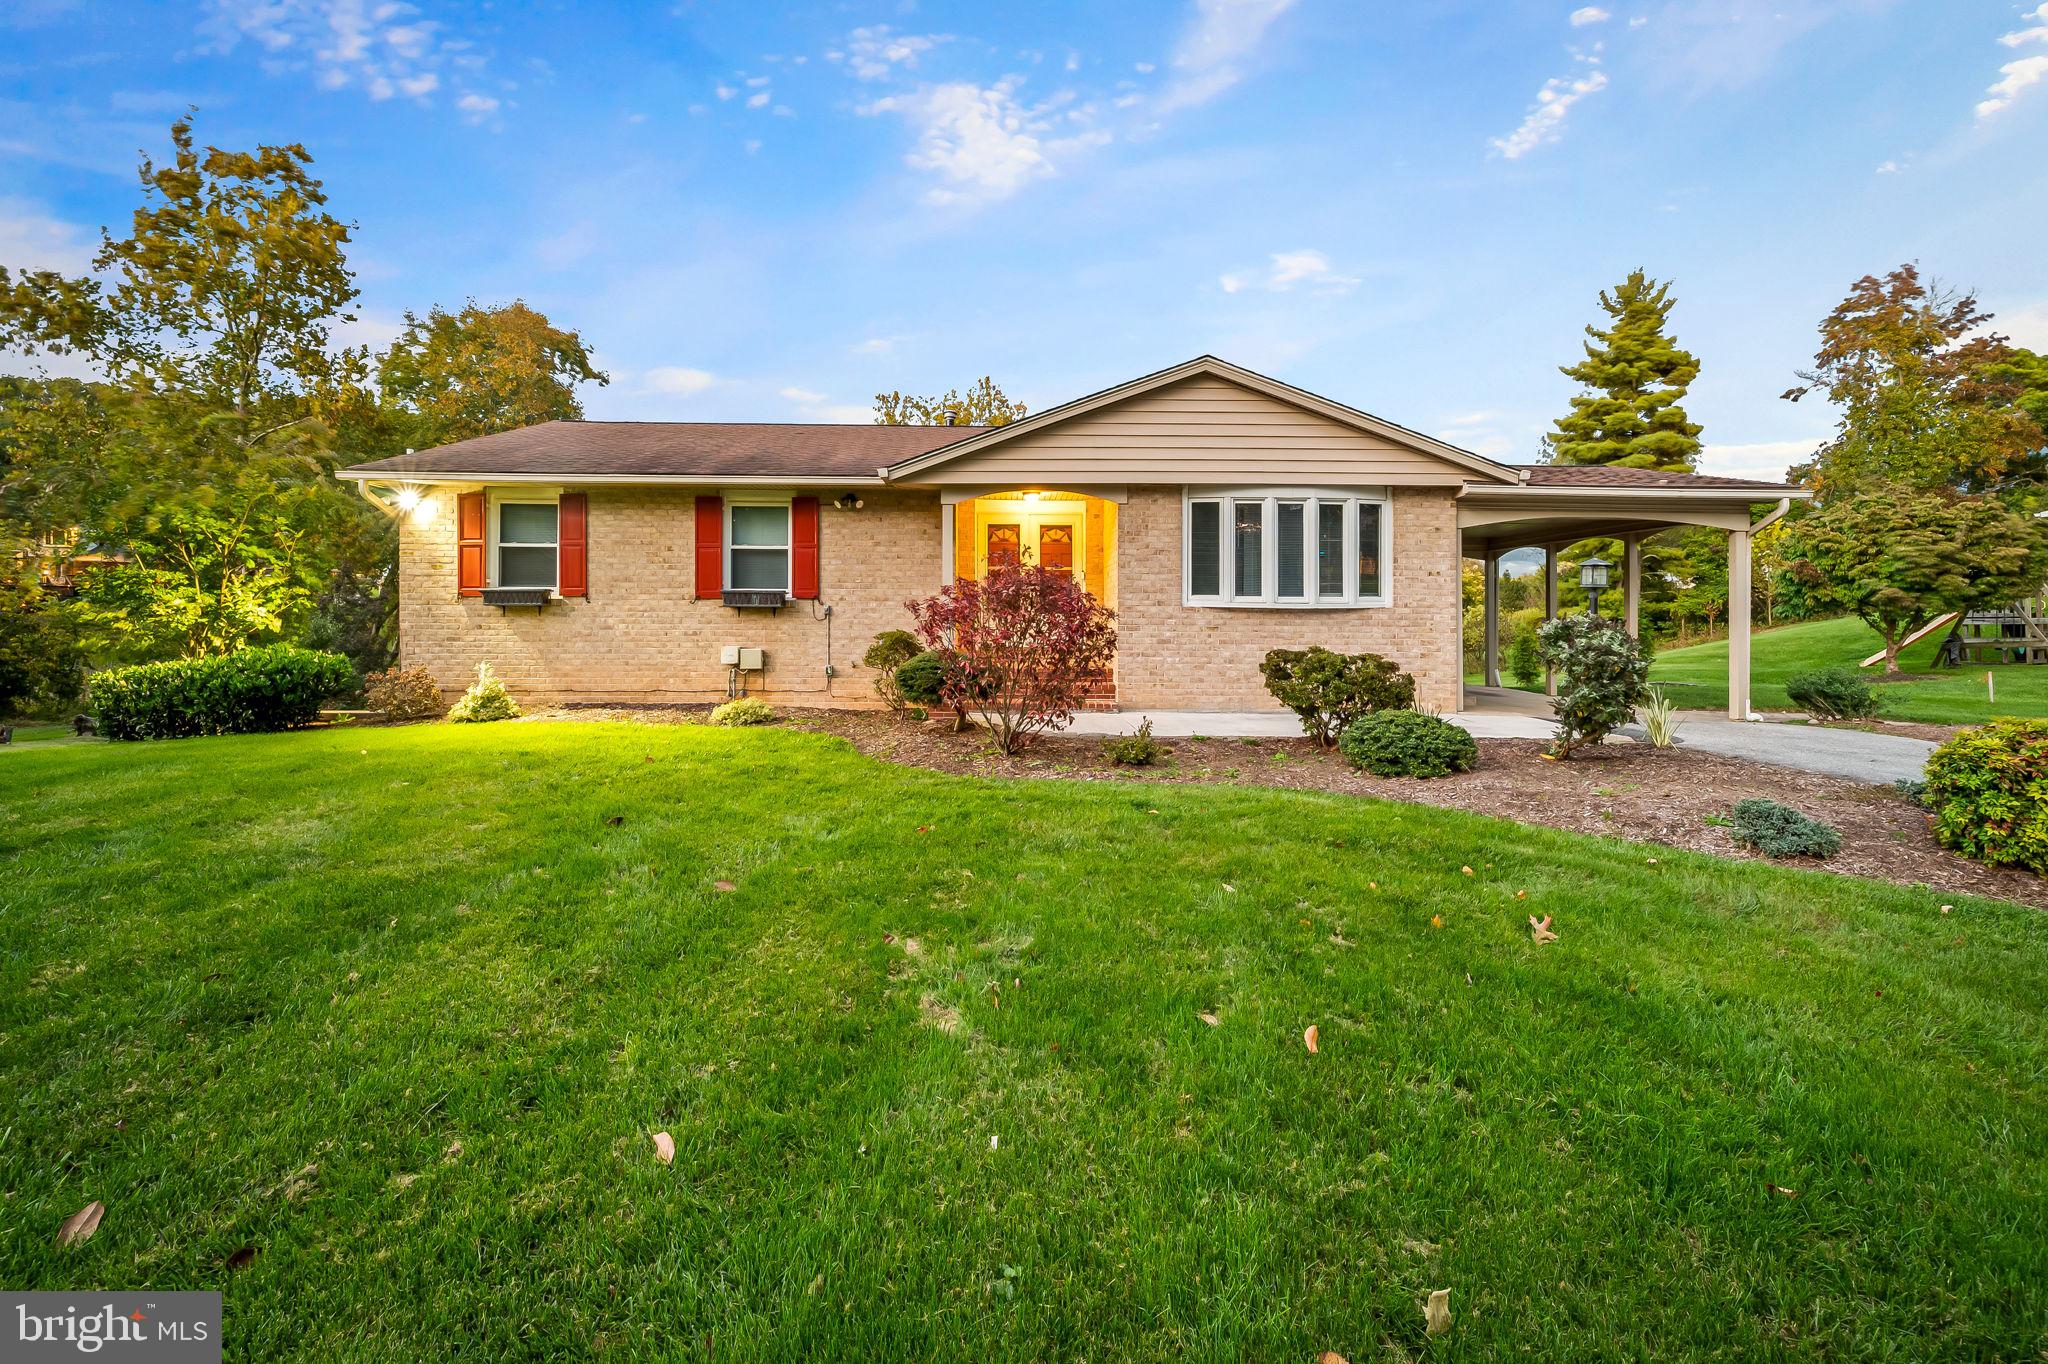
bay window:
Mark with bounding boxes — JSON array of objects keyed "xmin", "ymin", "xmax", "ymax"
[{"xmin": 1183, "ymin": 489, "xmax": 1391, "ymax": 607}]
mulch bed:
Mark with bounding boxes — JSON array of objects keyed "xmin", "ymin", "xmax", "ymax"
[{"xmin": 538, "ymin": 703, "xmax": 2045, "ymax": 910}]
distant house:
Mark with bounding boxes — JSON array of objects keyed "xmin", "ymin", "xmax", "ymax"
[
  {"xmin": 338, "ymin": 356, "xmax": 1802, "ymax": 719},
  {"xmin": 23, "ymin": 528, "xmax": 129, "ymax": 598}
]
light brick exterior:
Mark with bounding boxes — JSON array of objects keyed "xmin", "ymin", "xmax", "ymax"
[
  {"xmin": 1110, "ymin": 485, "xmax": 1463, "ymax": 713},
  {"xmin": 397, "ymin": 487, "xmax": 940, "ymax": 705},
  {"xmin": 394, "ymin": 481, "xmax": 1463, "ymax": 713}
]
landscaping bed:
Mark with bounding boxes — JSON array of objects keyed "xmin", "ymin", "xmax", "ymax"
[{"xmin": 551, "ymin": 704, "xmax": 2047, "ymax": 909}]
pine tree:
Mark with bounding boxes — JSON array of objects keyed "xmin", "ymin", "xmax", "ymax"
[{"xmin": 1544, "ymin": 270, "xmax": 1703, "ymax": 470}]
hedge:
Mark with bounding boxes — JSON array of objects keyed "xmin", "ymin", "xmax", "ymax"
[{"xmin": 87, "ymin": 646, "xmax": 355, "ymax": 741}]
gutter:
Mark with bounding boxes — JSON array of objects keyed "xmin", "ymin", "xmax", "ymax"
[
  {"xmin": 1749, "ymin": 496, "xmax": 1794, "ymax": 532},
  {"xmin": 335, "ymin": 470, "xmax": 887, "ymax": 488}
]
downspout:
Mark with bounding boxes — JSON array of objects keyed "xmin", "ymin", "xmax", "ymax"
[
  {"xmin": 1750, "ymin": 497, "xmax": 1792, "ymax": 533},
  {"xmin": 355, "ymin": 480, "xmax": 402, "ymax": 518}
]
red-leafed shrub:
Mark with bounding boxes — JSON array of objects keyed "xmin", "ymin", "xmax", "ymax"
[{"xmin": 906, "ymin": 565, "xmax": 1116, "ymax": 755}]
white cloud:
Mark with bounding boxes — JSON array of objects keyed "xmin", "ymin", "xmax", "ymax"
[
  {"xmin": 1218, "ymin": 248, "xmax": 1361, "ymax": 295},
  {"xmin": 1490, "ymin": 57, "xmax": 1608, "ymax": 159},
  {"xmin": 1135, "ymin": 60, "xmax": 1157, "ymax": 73},
  {"xmin": 1978, "ymin": 7, "xmax": 2048, "ymax": 117},
  {"xmin": 0, "ymin": 197, "xmax": 96, "ymax": 275},
  {"xmin": 779, "ymin": 386, "xmax": 826, "ymax": 404},
  {"xmin": 862, "ymin": 77, "xmax": 1108, "ymax": 207},
  {"xmin": 746, "ymin": 90, "xmax": 771, "ymax": 108},
  {"xmin": 644, "ymin": 366, "xmax": 721, "ymax": 396},
  {"xmin": 851, "ymin": 335, "xmax": 908, "ymax": 356},
  {"xmin": 837, "ymin": 25, "xmax": 947, "ymax": 81},
  {"xmin": 779, "ymin": 387, "xmax": 873, "ymax": 424},
  {"xmin": 744, "ymin": 75, "xmax": 771, "ymax": 88},
  {"xmin": 1995, "ymin": 300, "xmax": 2048, "ymax": 350},
  {"xmin": 1698, "ymin": 438, "xmax": 1822, "ymax": 482},
  {"xmin": 1156, "ymin": 0, "xmax": 1297, "ymax": 112},
  {"xmin": 1569, "ymin": 6, "xmax": 1612, "ymax": 25},
  {"xmin": 1875, "ymin": 158, "xmax": 1900, "ymax": 174},
  {"xmin": 456, "ymin": 91, "xmax": 499, "ymax": 121},
  {"xmin": 715, "ymin": 83, "xmax": 736, "ymax": 101},
  {"xmin": 201, "ymin": 0, "xmax": 492, "ymax": 112}
]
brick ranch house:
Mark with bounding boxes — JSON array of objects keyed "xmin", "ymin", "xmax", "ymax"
[{"xmin": 338, "ymin": 356, "xmax": 1805, "ymax": 720}]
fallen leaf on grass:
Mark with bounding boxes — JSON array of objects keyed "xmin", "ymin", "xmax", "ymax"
[
  {"xmin": 1515, "ymin": 889, "xmax": 1528, "ymax": 900},
  {"xmin": 1316, "ymin": 1353, "xmax": 1350, "ymax": 1364},
  {"xmin": 1221, "ymin": 883, "xmax": 1237, "ymax": 894},
  {"xmin": 1425, "ymin": 1287, "xmax": 1452, "ymax": 1335},
  {"xmin": 1368, "ymin": 881, "xmax": 1379, "ymax": 890},
  {"xmin": 902, "ymin": 937, "xmax": 922, "ymax": 956},
  {"xmin": 1939, "ymin": 904, "xmax": 1953, "ymax": 915},
  {"xmin": 1303, "ymin": 1025, "xmax": 1319, "ymax": 1054},
  {"xmin": 1197, "ymin": 1011, "xmax": 1221, "ymax": 1027},
  {"xmin": 713, "ymin": 880, "xmax": 736, "ymax": 893},
  {"xmin": 56, "ymin": 1201, "xmax": 103, "ymax": 1249},
  {"xmin": 1766, "ymin": 1182, "xmax": 1799, "ymax": 1199},
  {"xmin": 1529, "ymin": 915, "xmax": 1558, "ymax": 944},
  {"xmin": 1460, "ymin": 865, "xmax": 1474, "ymax": 877},
  {"xmin": 652, "ymin": 1131, "xmax": 676, "ymax": 1166},
  {"xmin": 225, "ymin": 1246, "xmax": 257, "ymax": 1270},
  {"xmin": 1430, "ymin": 915, "xmax": 1443, "ymax": 928},
  {"xmin": 605, "ymin": 815, "xmax": 624, "ymax": 827}
]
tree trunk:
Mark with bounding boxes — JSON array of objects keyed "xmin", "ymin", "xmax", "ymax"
[{"xmin": 1883, "ymin": 635, "xmax": 1902, "ymax": 674}]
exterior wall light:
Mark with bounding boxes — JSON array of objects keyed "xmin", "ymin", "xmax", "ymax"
[{"xmin": 1579, "ymin": 555, "xmax": 1612, "ymax": 617}]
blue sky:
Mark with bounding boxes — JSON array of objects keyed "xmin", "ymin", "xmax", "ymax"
[{"xmin": 2, "ymin": 0, "xmax": 2044, "ymax": 478}]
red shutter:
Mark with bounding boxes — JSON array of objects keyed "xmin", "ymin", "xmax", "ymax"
[
  {"xmin": 558, "ymin": 492, "xmax": 588, "ymax": 598},
  {"xmin": 457, "ymin": 491, "xmax": 485, "ymax": 597},
  {"xmin": 694, "ymin": 495, "xmax": 723, "ymax": 598},
  {"xmin": 791, "ymin": 496, "xmax": 820, "ymax": 600}
]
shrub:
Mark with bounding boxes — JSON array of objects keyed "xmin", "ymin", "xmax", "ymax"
[
  {"xmin": 1728, "ymin": 797, "xmax": 1842, "ymax": 859},
  {"xmin": 1924, "ymin": 719, "xmax": 2048, "ymax": 873},
  {"xmin": 863, "ymin": 629, "xmax": 924, "ymax": 708},
  {"xmin": 1338, "ymin": 708, "xmax": 1479, "ymax": 778},
  {"xmin": 1538, "ymin": 614, "xmax": 1651, "ymax": 758},
  {"xmin": 87, "ymin": 645, "xmax": 354, "ymax": 741},
  {"xmin": 1259, "ymin": 647, "xmax": 1416, "ymax": 748},
  {"xmin": 1506, "ymin": 629, "xmax": 1544, "ymax": 689},
  {"xmin": 1785, "ymin": 666, "xmax": 1879, "ymax": 721},
  {"xmin": 364, "ymin": 665, "xmax": 445, "ymax": 721},
  {"xmin": 905, "ymin": 566, "xmax": 1116, "ymax": 755},
  {"xmin": 709, "ymin": 697, "xmax": 776, "ymax": 726},
  {"xmin": 1102, "ymin": 717, "xmax": 1165, "ymax": 767},
  {"xmin": 893, "ymin": 650, "xmax": 949, "ymax": 707},
  {"xmin": 446, "ymin": 663, "xmax": 521, "ymax": 724},
  {"xmin": 1637, "ymin": 685, "xmax": 1683, "ymax": 749}
]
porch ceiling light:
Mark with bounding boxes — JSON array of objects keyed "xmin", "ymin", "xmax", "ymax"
[
  {"xmin": 1023, "ymin": 490, "xmax": 1041, "ymax": 502},
  {"xmin": 393, "ymin": 485, "xmax": 423, "ymax": 512}
]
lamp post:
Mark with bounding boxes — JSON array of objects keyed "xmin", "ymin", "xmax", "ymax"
[{"xmin": 1580, "ymin": 555, "xmax": 1612, "ymax": 618}]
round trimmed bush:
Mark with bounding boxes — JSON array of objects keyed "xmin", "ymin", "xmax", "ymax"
[
  {"xmin": 1785, "ymin": 666, "xmax": 1879, "ymax": 721},
  {"xmin": 893, "ymin": 650, "xmax": 948, "ymax": 707},
  {"xmin": 708, "ymin": 697, "xmax": 776, "ymax": 726},
  {"xmin": 1924, "ymin": 719, "xmax": 2048, "ymax": 873},
  {"xmin": 1338, "ymin": 708, "xmax": 1478, "ymax": 778}
]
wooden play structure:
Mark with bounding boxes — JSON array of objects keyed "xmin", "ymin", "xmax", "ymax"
[{"xmin": 1947, "ymin": 596, "xmax": 2048, "ymax": 665}]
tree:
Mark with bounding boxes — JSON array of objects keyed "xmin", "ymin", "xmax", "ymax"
[
  {"xmin": 378, "ymin": 300, "xmax": 607, "ymax": 448},
  {"xmin": 1785, "ymin": 265, "xmax": 2045, "ymax": 498},
  {"xmin": 0, "ymin": 116, "xmax": 381, "ymax": 660},
  {"xmin": 905, "ymin": 565, "xmax": 1115, "ymax": 754},
  {"xmin": 875, "ymin": 376, "xmax": 1026, "ymax": 427},
  {"xmin": 1777, "ymin": 492, "xmax": 2048, "ymax": 672},
  {"xmin": 1544, "ymin": 269, "xmax": 1703, "ymax": 471}
]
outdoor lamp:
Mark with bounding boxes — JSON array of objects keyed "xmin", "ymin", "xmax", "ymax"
[{"xmin": 1580, "ymin": 555, "xmax": 1612, "ymax": 617}]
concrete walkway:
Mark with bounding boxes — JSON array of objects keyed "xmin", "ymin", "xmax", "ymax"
[
  {"xmin": 1062, "ymin": 705, "xmax": 1936, "ymax": 785},
  {"xmin": 1060, "ymin": 708, "xmax": 1560, "ymax": 741}
]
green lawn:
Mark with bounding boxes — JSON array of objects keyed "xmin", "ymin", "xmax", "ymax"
[
  {"xmin": 2, "ymin": 724, "xmax": 2043, "ymax": 1360},
  {"xmin": 1647, "ymin": 616, "xmax": 2048, "ymax": 723}
]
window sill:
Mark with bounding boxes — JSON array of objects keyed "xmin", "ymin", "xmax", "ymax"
[
  {"xmin": 722, "ymin": 588, "xmax": 790, "ymax": 609},
  {"xmin": 480, "ymin": 586, "xmax": 556, "ymax": 609},
  {"xmin": 1183, "ymin": 598, "xmax": 1390, "ymax": 610}
]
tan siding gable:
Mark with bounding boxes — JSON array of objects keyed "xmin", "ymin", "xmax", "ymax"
[{"xmin": 919, "ymin": 375, "xmax": 1475, "ymax": 486}]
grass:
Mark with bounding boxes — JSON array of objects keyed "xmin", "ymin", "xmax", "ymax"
[
  {"xmin": 2, "ymin": 722, "xmax": 2043, "ymax": 1360},
  {"xmin": 1647, "ymin": 616, "xmax": 2048, "ymax": 723}
]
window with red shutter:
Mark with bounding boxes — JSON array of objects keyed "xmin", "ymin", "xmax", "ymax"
[
  {"xmin": 558, "ymin": 493, "xmax": 588, "ymax": 598},
  {"xmin": 694, "ymin": 495, "xmax": 724, "ymax": 598},
  {"xmin": 457, "ymin": 491, "xmax": 485, "ymax": 596},
  {"xmin": 790, "ymin": 496, "xmax": 819, "ymax": 600}
]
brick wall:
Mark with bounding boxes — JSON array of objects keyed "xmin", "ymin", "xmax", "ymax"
[
  {"xmin": 396, "ymin": 486, "xmax": 940, "ymax": 705},
  {"xmin": 1111, "ymin": 485, "xmax": 1463, "ymax": 713}
]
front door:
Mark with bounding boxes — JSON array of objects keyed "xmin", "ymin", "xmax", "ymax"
[{"xmin": 980, "ymin": 509, "xmax": 1083, "ymax": 582}]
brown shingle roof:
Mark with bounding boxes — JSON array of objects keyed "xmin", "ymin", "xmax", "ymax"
[
  {"xmin": 341, "ymin": 420, "xmax": 985, "ymax": 480},
  {"xmin": 1514, "ymin": 465, "xmax": 1800, "ymax": 491}
]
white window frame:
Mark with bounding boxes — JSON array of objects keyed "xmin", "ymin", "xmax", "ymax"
[
  {"xmin": 488, "ymin": 488, "xmax": 561, "ymax": 593},
  {"xmin": 724, "ymin": 493, "xmax": 794, "ymax": 597},
  {"xmin": 1181, "ymin": 486, "xmax": 1392, "ymax": 609}
]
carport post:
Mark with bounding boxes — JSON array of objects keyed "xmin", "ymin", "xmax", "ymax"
[
  {"xmin": 1482, "ymin": 552, "xmax": 1501, "ymax": 688},
  {"xmin": 1543, "ymin": 546, "xmax": 1559, "ymax": 697},
  {"xmin": 1728, "ymin": 528, "xmax": 1751, "ymax": 720},
  {"xmin": 1622, "ymin": 534, "xmax": 1642, "ymax": 638}
]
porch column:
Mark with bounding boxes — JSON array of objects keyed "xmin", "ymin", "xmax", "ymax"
[
  {"xmin": 938, "ymin": 501, "xmax": 956, "ymax": 589},
  {"xmin": 1623, "ymin": 534, "xmax": 1643, "ymax": 638},
  {"xmin": 1482, "ymin": 552, "xmax": 1501, "ymax": 688},
  {"xmin": 1728, "ymin": 527, "xmax": 1752, "ymax": 720},
  {"xmin": 1543, "ymin": 545, "xmax": 1559, "ymax": 697}
]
